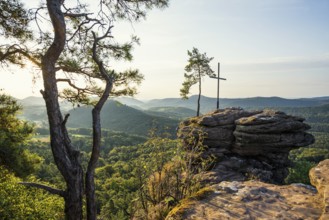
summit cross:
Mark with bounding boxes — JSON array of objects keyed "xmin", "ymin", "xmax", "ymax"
[{"xmin": 209, "ymin": 62, "xmax": 227, "ymax": 109}]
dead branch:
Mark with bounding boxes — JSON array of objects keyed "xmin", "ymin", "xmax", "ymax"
[{"xmin": 19, "ymin": 182, "xmax": 66, "ymax": 197}]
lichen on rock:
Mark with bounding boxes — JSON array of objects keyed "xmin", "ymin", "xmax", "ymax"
[
  {"xmin": 169, "ymin": 108, "xmax": 329, "ymax": 220},
  {"xmin": 178, "ymin": 108, "xmax": 315, "ymax": 184},
  {"xmin": 166, "ymin": 180, "xmax": 322, "ymax": 220}
]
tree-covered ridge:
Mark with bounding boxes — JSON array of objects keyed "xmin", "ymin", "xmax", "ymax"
[
  {"xmin": 0, "ymin": 0, "xmax": 327, "ymax": 218},
  {"xmin": 1, "ymin": 91, "xmax": 329, "ymax": 218},
  {"xmin": 0, "ymin": 94, "xmax": 41, "ymax": 177},
  {"xmin": 66, "ymin": 100, "xmax": 179, "ymax": 137},
  {"xmin": 0, "ymin": 166, "xmax": 64, "ymax": 220}
]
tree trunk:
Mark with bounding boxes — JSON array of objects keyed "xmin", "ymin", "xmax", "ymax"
[
  {"xmin": 85, "ymin": 90, "xmax": 111, "ymax": 219},
  {"xmin": 43, "ymin": 0, "xmax": 83, "ymax": 219},
  {"xmin": 197, "ymin": 72, "xmax": 202, "ymax": 116},
  {"xmin": 85, "ymin": 32, "xmax": 113, "ymax": 220}
]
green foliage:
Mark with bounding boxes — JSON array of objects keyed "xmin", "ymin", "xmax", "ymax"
[
  {"xmin": 295, "ymin": 147, "xmax": 329, "ymax": 162},
  {"xmin": 0, "ymin": 93, "xmax": 42, "ymax": 177},
  {"xmin": 0, "ymin": 0, "xmax": 33, "ymax": 67},
  {"xmin": 146, "ymin": 107, "xmax": 197, "ymax": 120},
  {"xmin": 180, "ymin": 47, "xmax": 214, "ymax": 99},
  {"xmin": 285, "ymin": 160, "xmax": 316, "ymax": 185},
  {"xmin": 132, "ymin": 130, "xmax": 212, "ymax": 220},
  {"xmin": 0, "ymin": 0, "xmax": 32, "ymax": 40},
  {"xmin": 96, "ymin": 137, "xmax": 179, "ymax": 219},
  {"xmin": 180, "ymin": 48, "xmax": 214, "ymax": 116},
  {"xmin": 67, "ymin": 100, "xmax": 179, "ymax": 137},
  {"xmin": 101, "ymin": 0, "xmax": 169, "ymax": 21},
  {"xmin": 0, "ymin": 166, "xmax": 64, "ymax": 219}
]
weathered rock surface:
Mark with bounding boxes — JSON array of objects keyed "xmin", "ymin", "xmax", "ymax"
[
  {"xmin": 178, "ymin": 108, "xmax": 314, "ymax": 184},
  {"xmin": 310, "ymin": 159, "xmax": 329, "ymax": 220},
  {"xmin": 166, "ymin": 159, "xmax": 329, "ymax": 220},
  {"xmin": 233, "ymin": 110, "xmax": 314, "ymax": 156},
  {"xmin": 169, "ymin": 109, "xmax": 328, "ymax": 219},
  {"xmin": 166, "ymin": 181, "xmax": 322, "ymax": 220}
]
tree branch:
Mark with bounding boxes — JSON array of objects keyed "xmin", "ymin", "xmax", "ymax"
[
  {"xmin": 19, "ymin": 182, "xmax": 66, "ymax": 197},
  {"xmin": 63, "ymin": 12, "xmax": 92, "ymax": 18},
  {"xmin": 0, "ymin": 44, "xmax": 41, "ymax": 67},
  {"xmin": 62, "ymin": 113, "xmax": 70, "ymax": 126},
  {"xmin": 56, "ymin": 78, "xmax": 95, "ymax": 95}
]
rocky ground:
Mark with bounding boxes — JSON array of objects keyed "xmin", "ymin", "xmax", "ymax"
[
  {"xmin": 166, "ymin": 160, "xmax": 329, "ymax": 220},
  {"xmin": 170, "ymin": 108, "xmax": 328, "ymax": 220}
]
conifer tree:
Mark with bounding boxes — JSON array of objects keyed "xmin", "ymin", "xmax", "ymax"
[
  {"xmin": 180, "ymin": 48, "xmax": 214, "ymax": 116},
  {"xmin": 0, "ymin": 0, "xmax": 169, "ymax": 219}
]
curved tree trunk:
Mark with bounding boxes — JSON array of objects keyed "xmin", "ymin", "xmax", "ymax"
[
  {"xmin": 85, "ymin": 83, "xmax": 112, "ymax": 220},
  {"xmin": 42, "ymin": 0, "xmax": 83, "ymax": 219},
  {"xmin": 85, "ymin": 31, "xmax": 113, "ymax": 220}
]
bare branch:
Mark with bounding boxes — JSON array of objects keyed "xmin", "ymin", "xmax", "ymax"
[
  {"xmin": 19, "ymin": 182, "xmax": 66, "ymax": 197},
  {"xmin": 63, "ymin": 12, "xmax": 92, "ymax": 18},
  {"xmin": 62, "ymin": 113, "xmax": 70, "ymax": 126},
  {"xmin": 0, "ymin": 44, "xmax": 41, "ymax": 67},
  {"xmin": 57, "ymin": 78, "xmax": 95, "ymax": 95}
]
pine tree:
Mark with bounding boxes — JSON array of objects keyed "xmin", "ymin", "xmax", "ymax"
[{"xmin": 180, "ymin": 48, "xmax": 214, "ymax": 116}]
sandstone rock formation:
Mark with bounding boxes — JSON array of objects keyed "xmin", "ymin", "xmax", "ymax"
[
  {"xmin": 166, "ymin": 159, "xmax": 329, "ymax": 220},
  {"xmin": 310, "ymin": 159, "xmax": 329, "ymax": 220},
  {"xmin": 178, "ymin": 108, "xmax": 314, "ymax": 184},
  {"xmin": 166, "ymin": 181, "xmax": 321, "ymax": 220}
]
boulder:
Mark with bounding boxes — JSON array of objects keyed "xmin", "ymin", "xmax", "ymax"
[
  {"xmin": 309, "ymin": 159, "xmax": 329, "ymax": 220},
  {"xmin": 233, "ymin": 110, "xmax": 314, "ymax": 157},
  {"xmin": 166, "ymin": 181, "xmax": 322, "ymax": 220},
  {"xmin": 198, "ymin": 107, "xmax": 257, "ymax": 127},
  {"xmin": 171, "ymin": 109, "xmax": 324, "ymax": 220},
  {"xmin": 178, "ymin": 108, "xmax": 314, "ymax": 183}
]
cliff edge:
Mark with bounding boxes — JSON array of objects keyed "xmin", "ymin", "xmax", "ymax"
[{"xmin": 167, "ymin": 108, "xmax": 328, "ymax": 220}]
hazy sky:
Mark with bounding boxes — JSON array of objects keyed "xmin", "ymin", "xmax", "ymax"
[{"xmin": 1, "ymin": 0, "xmax": 328, "ymax": 99}]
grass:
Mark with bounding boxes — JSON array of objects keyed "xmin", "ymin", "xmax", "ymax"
[{"xmin": 166, "ymin": 187, "xmax": 214, "ymax": 219}]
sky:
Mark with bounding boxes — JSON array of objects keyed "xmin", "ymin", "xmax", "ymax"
[{"xmin": 1, "ymin": 0, "xmax": 329, "ymax": 99}]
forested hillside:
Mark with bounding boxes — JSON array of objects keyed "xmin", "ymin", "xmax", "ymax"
[{"xmin": 2, "ymin": 92, "xmax": 329, "ymax": 219}]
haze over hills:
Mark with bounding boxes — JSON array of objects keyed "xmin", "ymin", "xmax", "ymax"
[
  {"xmin": 17, "ymin": 97, "xmax": 181, "ymax": 136},
  {"xmin": 114, "ymin": 95, "xmax": 329, "ymax": 113},
  {"xmin": 66, "ymin": 100, "xmax": 179, "ymax": 136},
  {"xmin": 16, "ymin": 95, "xmax": 329, "ymax": 136}
]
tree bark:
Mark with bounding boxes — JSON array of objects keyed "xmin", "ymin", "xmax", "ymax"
[
  {"xmin": 197, "ymin": 71, "xmax": 202, "ymax": 116},
  {"xmin": 85, "ymin": 31, "xmax": 113, "ymax": 220},
  {"xmin": 85, "ymin": 82, "xmax": 111, "ymax": 220},
  {"xmin": 42, "ymin": 0, "xmax": 83, "ymax": 219}
]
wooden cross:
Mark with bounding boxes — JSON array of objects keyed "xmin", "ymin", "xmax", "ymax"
[{"xmin": 209, "ymin": 62, "xmax": 227, "ymax": 109}]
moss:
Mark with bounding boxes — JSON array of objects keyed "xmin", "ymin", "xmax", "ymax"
[
  {"xmin": 191, "ymin": 186, "xmax": 214, "ymax": 200},
  {"xmin": 238, "ymin": 116, "xmax": 257, "ymax": 125},
  {"xmin": 166, "ymin": 199, "xmax": 196, "ymax": 220},
  {"xmin": 166, "ymin": 187, "xmax": 214, "ymax": 219}
]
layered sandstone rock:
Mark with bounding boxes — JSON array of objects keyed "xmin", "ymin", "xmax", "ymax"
[
  {"xmin": 169, "ymin": 109, "xmax": 327, "ymax": 220},
  {"xmin": 310, "ymin": 159, "xmax": 329, "ymax": 220},
  {"xmin": 178, "ymin": 108, "xmax": 314, "ymax": 184},
  {"xmin": 166, "ymin": 181, "xmax": 322, "ymax": 220},
  {"xmin": 166, "ymin": 159, "xmax": 329, "ymax": 220}
]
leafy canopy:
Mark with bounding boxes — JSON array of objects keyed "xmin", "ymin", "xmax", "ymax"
[
  {"xmin": 0, "ymin": 93, "xmax": 42, "ymax": 177},
  {"xmin": 0, "ymin": 166, "xmax": 64, "ymax": 220},
  {"xmin": 180, "ymin": 47, "xmax": 214, "ymax": 99}
]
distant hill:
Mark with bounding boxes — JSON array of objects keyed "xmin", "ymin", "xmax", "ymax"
[
  {"xmin": 276, "ymin": 104, "xmax": 329, "ymax": 124},
  {"xmin": 114, "ymin": 97, "xmax": 146, "ymax": 110},
  {"xmin": 67, "ymin": 100, "xmax": 179, "ymax": 137},
  {"xmin": 16, "ymin": 95, "xmax": 329, "ymax": 135},
  {"xmin": 220, "ymin": 96, "xmax": 327, "ymax": 109},
  {"xmin": 17, "ymin": 96, "xmax": 73, "ymax": 124},
  {"xmin": 18, "ymin": 96, "xmax": 45, "ymax": 106},
  {"xmin": 145, "ymin": 107, "xmax": 197, "ymax": 119},
  {"xmin": 143, "ymin": 95, "xmax": 329, "ymax": 113}
]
